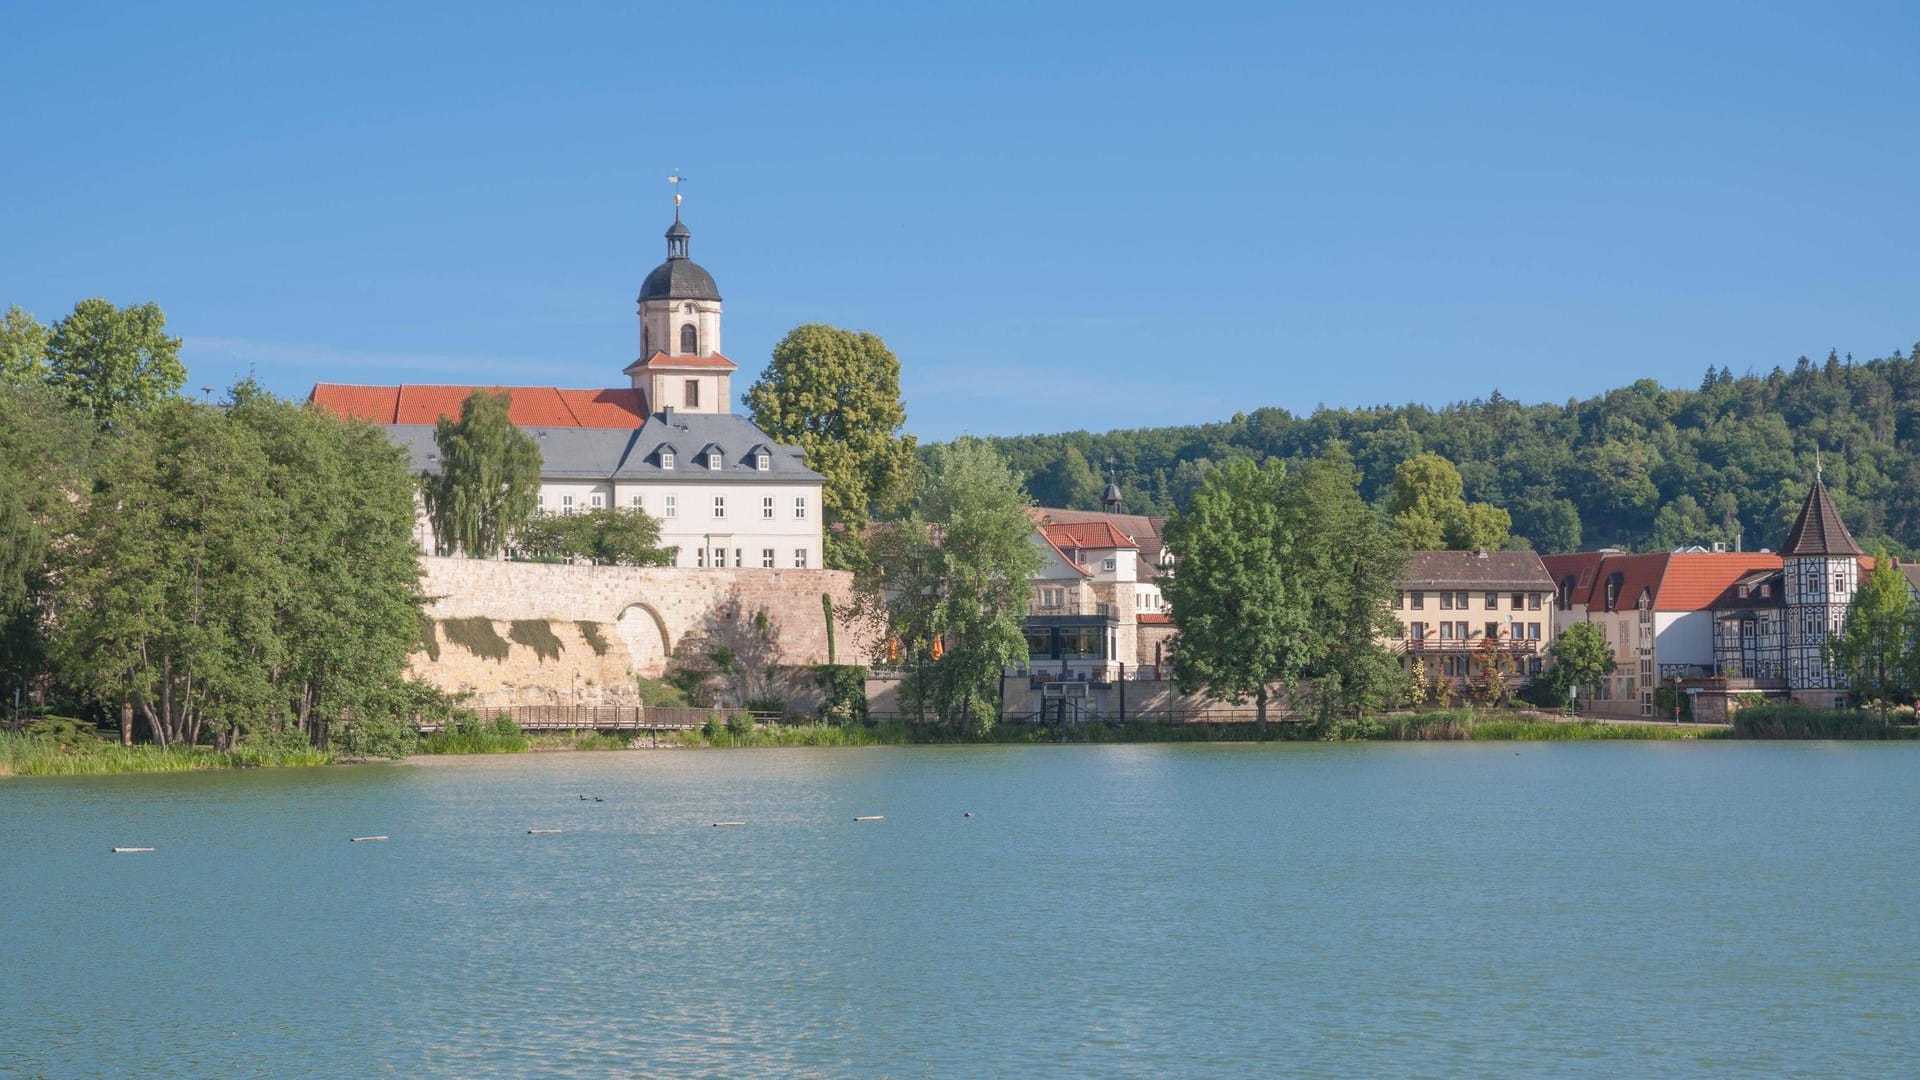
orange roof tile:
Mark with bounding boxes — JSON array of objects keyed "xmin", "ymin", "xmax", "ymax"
[
  {"xmin": 1039, "ymin": 521, "xmax": 1137, "ymax": 551},
  {"xmin": 1137, "ymin": 612, "xmax": 1174, "ymax": 626},
  {"xmin": 308, "ymin": 383, "xmax": 649, "ymax": 429},
  {"xmin": 1655, "ymin": 553, "xmax": 1784, "ymax": 611},
  {"xmin": 623, "ymin": 350, "xmax": 739, "ymax": 372}
]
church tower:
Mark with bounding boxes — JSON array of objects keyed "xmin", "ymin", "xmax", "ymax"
[
  {"xmin": 625, "ymin": 186, "xmax": 736, "ymax": 414},
  {"xmin": 1781, "ymin": 475, "xmax": 1863, "ymax": 706}
]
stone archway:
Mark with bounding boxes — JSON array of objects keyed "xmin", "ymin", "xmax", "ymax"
[{"xmin": 616, "ymin": 602, "xmax": 672, "ymax": 678}]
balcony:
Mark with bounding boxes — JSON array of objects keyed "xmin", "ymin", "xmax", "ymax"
[{"xmin": 1394, "ymin": 637, "xmax": 1539, "ymax": 656}]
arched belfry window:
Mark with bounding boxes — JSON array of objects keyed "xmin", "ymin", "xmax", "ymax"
[{"xmin": 681, "ymin": 323, "xmax": 699, "ymax": 354}]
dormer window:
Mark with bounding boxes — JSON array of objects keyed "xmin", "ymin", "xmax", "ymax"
[
  {"xmin": 755, "ymin": 450, "xmax": 770, "ymax": 472},
  {"xmin": 708, "ymin": 447, "xmax": 724, "ymax": 471},
  {"xmin": 1604, "ymin": 571, "xmax": 1624, "ymax": 611},
  {"xmin": 660, "ymin": 448, "xmax": 675, "ymax": 470},
  {"xmin": 681, "ymin": 324, "xmax": 698, "ymax": 354}
]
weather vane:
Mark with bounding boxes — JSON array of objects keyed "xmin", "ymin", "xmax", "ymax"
[{"xmin": 668, "ymin": 170, "xmax": 685, "ymax": 211}]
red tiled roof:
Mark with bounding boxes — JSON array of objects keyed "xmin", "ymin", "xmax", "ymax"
[
  {"xmin": 1137, "ymin": 612, "xmax": 1174, "ymax": 626},
  {"xmin": 1543, "ymin": 551, "xmax": 1802, "ymax": 613},
  {"xmin": 1656, "ymin": 553, "xmax": 1784, "ymax": 611},
  {"xmin": 308, "ymin": 383, "xmax": 650, "ymax": 429},
  {"xmin": 1039, "ymin": 521, "xmax": 1136, "ymax": 551},
  {"xmin": 622, "ymin": 350, "xmax": 738, "ymax": 373}
]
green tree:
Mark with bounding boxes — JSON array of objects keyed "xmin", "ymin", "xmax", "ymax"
[
  {"xmin": 0, "ymin": 385, "xmax": 95, "ymax": 701},
  {"xmin": 1162, "ymin": 458, "xmax": 1307, "ymax": 734},
  {"xmin": 867, "ymin": 438, "xmax": 1042, "ymax": 733},
  {"xmin": 47, "ymin": 390, "xmax": 426, "ymax": 752},
  {"xmin": 514, "ymin": 507, "xmax": 673, "ymax": 566},
  {"xmin": 1042, "ymin": 445, "xmax": 1104, "ymax": 508},
  {"xmin": 0, "ymin": 306, "xmax": 49, "ymax": 385},
  {"xmin": 1828, "ymin": 553, "xmax": 1916, "ymax": 722},
  {"xmin": 1547, "ymin": 622, "xmax": 1616, "ymax": 707},
  {"xmin": 1385, "ymin": 451, "xmax": 1511, "ymax": 550},
  {"xmin": 1287, "ymin": 445, "xmax": 1407, "ymax": 718},
  {"xmin": 44, "ymin": 298, "xmax": 185, "ymax": 426},
  {"xmin": 420, "ymin": 389, "xmax": 542, "ymax": 558},
  {"xmin": 745, "ymin": 324, "xmax": 918, "ymax": 569}
]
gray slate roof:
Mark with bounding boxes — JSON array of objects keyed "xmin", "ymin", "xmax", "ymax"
[
  {"xmin": 1401, "ymin": 550, "xmax": 1554, "ymax": 588},
  {"xmin": 386, "ymin": 411, "xmax": 821, "ymax": 484}
]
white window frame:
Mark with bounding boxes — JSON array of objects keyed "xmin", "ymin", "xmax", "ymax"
[
  {"xmin": 630, "ymin": 494, "xmax": 642, "ymax": 509},
  {"xmin": 794, "ymin": 548, "xmax": 807, "ymax": 569},
  {"xmin": 713, "ymin": 495, "xmax": 726, "ymax": 519},
  {"xmin": 1102, "ymin": 557, "xmax": 1116, "ymax": 572},
  {"xmin": 762, "ymin": 548, "xmax": 775, "ymax": 568},
  {"xmin": 755, "ymin": 451, "xmax": 770, "ymax": 472},
  {"xmin": 708, "ymin": 449, "xmax": 723, "ymax": 472},
  {"xmin": 762, "ymin": 496, "xmax": 774, "ymax": 519},
  {"xmin": 794, "ymin": 496, "xmax": 807, "ymax": 519},
  {"xmin": 664, "ymin": 495, "xmax": 677, "ymax": 519},
  {"xmin": 591, "ymin": 492, "xmax": 604, "ymax": 509},
  {"xmin": 562, "ymin": 494, "xmax": 575, "ymax": 517},
  {"xmin": 660, "ymin": 450, "xmax": 674, "ymax": 470},
  {"xmin": 713, "ymin": 547, "xmax": 726, "ymax": 568}
]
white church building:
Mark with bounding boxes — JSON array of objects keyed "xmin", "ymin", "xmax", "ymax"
[{"xmin": 310, "ymin": 201, "xmax": 825, "ymax": 570}]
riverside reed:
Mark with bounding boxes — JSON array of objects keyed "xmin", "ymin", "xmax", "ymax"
[{"xmin": 0, "ymin": 731, "xmax": 332, "ymax": 778}]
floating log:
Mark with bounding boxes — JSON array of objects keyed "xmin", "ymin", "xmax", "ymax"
[
  {"xmin": 711, "ymin": 821, "xmax": 747, "ymax": 828},
  {"xmin": 527, "ymin": 829, "xmax": 562, "ymax": 835},
  {"xmin": 112, "ymin": 847, "xmax": 154, "ymax": 853},
  {"xmin": 350, "ymin": 836, "xmax": 388, "ymax": 843},
  {"xmin": 853, "ymin": 815, "xmax": 885, "ymax": 822}
]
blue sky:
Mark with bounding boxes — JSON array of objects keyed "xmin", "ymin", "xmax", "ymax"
[{"xmin": 4, "ymin": 2, "xmax": 1917, "ymax": 439}]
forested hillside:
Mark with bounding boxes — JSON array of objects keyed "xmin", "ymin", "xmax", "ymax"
[{"xmin": 976, "ymin": 345, "xmax": 1920, "ymax": 555}]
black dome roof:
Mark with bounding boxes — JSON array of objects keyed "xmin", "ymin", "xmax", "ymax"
[
  {"xmin": 639, "ymin": 213, "xmax": 721, "ymax": 302},
  {"xmin": 639, "ymin": 258, "xmax": 721, "ymax": 302}
]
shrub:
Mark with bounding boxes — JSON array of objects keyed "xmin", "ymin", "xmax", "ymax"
[
  {"xmin": 726, "ymin": 712, "xmax": 753, "ymax": 736},
  {"xmin": 442, "ymin": 617, "xmax": 510, "ymax": 662},
  {"xmin": 576, "ymin": 621, "xmax": 611, "ymax": 656},
  {"xmin": 814, "ymin": 664, "xmax": 868, "ymax": 724},
  {"xmin": 700, "ymin": 715, "xmax": 721, "ymax": 740},
  {"xmin": 1731, "ymin": 704, "xmax": 1910, "ymax": 740},
  {"xmin": 24, "ymin": 715, "xmax": 101, "ymax": 748},
  {"xmin": 635, "ymin": 676, "xmax": 690, "ymax": 707},
  {"xmin": 507, "ymin": 620, "xmax": 564, "ymax": 661}
]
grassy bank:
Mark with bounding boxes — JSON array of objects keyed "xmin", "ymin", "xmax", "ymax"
[{"xmin": 0, "ymin": 730, "xmax": 332, "ymax": 778}]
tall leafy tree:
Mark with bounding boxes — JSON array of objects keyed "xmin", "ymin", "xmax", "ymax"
[
  {"xmin": 0, "ymin": 385, "xmax": 95, "ymax": 695},
  {"xmin": 867, "ymin": 438, "xmax": 1041, "ymax": 733},
  {"xmin": 48, "ymin": 390, "xmax": 426, "ymax": 752},
  {"xmin": 1385, "ymin": 452, "xmax": 1512, "ymax": 550},
  {"xmin": 0, "ymin": 306, "xmax": 48, "ymax": 386},
  {"xmin": 1828, "ymin": 553, "xmax": 1915, "ymax": 721},
  {"xmin": 1287, "ymin": 445, "xmax": 1408, "ymax": 718},
  {"xmin": 746, "ymin": 324, "xmax": 918, "ymax": 569},
  {"xmin": 44, "ymin": 298, "xmax": 185, "ymax": 426},
  {"xmin": 1162, "ymin": 458, "xmax": 1307, "ymax": 733},
  {"xmin": 420, "ymin": 389, "xmax": 542, "ymax": 558}
]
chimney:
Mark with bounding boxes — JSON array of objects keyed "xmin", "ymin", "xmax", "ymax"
[{"xmin": 660, "ymin": 405, "xmax": 674, "ymax": 424}]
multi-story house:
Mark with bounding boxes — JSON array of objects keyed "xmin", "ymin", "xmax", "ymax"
[
  {"xmin": 1388, "ymin": 551, "xmax": 1557, "ymax": 698},
  {"xmin": 1546, "ymin": 479, "xmax": 1867, "ymax": 717},
  {"xmin": 1016, "ymin": 503, "xmax": 1177, "ymax": 682},
  {"xmin": 310, "ymin": 202, "xmax": 826, "ymax": 569}
]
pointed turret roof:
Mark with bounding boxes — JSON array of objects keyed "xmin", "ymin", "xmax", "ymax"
[{"xmin": 1782, "ymin": 480, "xmax": 1863, "ymax": 556}]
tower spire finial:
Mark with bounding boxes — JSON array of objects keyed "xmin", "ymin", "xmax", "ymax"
[
  {"xmin": 668, "ymin": 170, "xmax": 685, "ymax": 220},
  {"xmin": 1817, "ymin": 447, "xmax": 1823, "ymax": 484}
]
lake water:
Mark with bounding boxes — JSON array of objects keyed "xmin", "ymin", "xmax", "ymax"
[{"xmin": 3, "ymin": 743, "xmax": 1916, "ymax": 1078}]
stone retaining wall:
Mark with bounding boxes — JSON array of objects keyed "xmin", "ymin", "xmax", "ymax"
[{"xmin": 410, "ymin": 557, "xmax": 869, "ymax": 707}]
